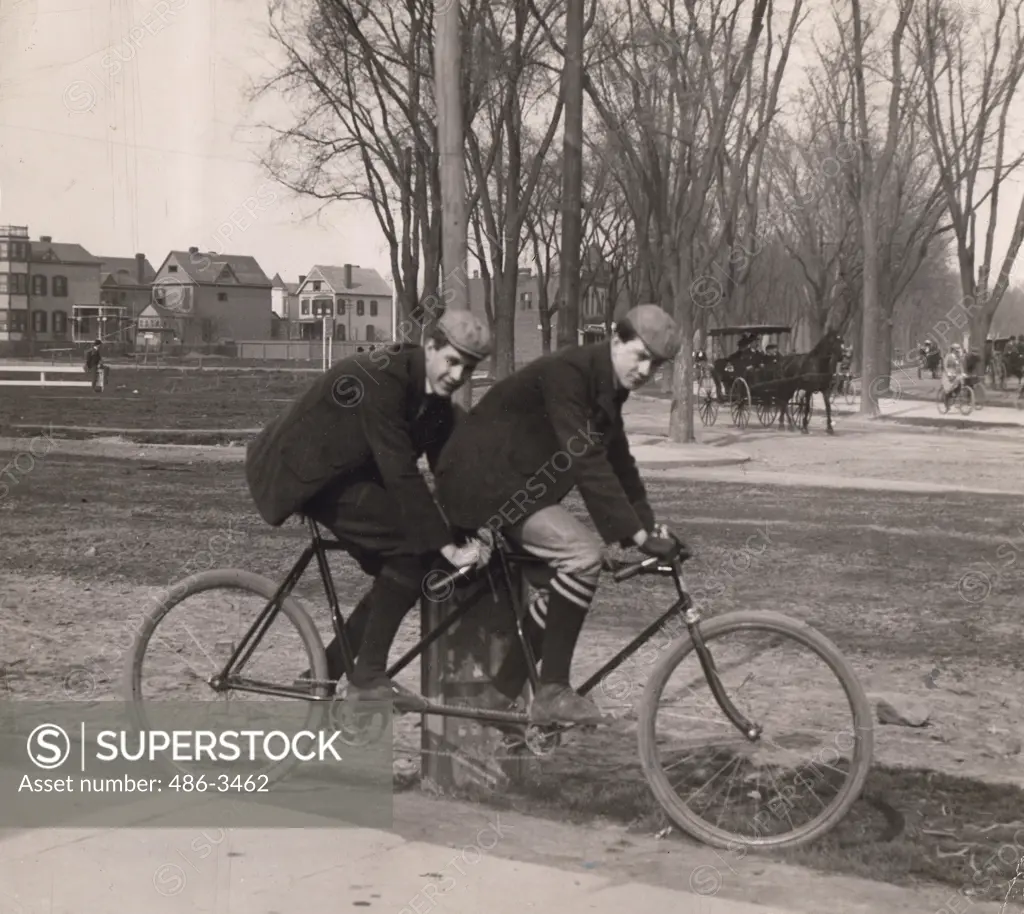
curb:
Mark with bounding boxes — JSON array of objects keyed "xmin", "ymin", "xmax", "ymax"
[
  {"xmin": 874, "ymin": 414, "xmax": 1023, "ymax": 431},
  {"xmin": 637, "ymin": 454, "xmax": 752, "ymax": 469}
]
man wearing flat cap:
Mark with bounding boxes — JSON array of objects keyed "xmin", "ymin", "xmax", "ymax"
[
  {"xmin": 435, "ymin": 304, "xmax": 689, "ymax": 726},
  {"xmin": 245, "ymin": 309, "xmax": 493, "ymax": 707}
]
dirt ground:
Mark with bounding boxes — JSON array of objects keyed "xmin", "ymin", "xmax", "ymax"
[{"xmin": 2, "ymin": 370, "xmax": 1024, "ymax": 906}]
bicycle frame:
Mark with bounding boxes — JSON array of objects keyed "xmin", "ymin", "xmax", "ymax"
[{"xmin": 210, "ymin": 518, "xmax": 761, "ymax": 739}]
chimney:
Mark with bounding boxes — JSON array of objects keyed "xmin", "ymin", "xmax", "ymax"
[
  {"xmin": 135, "ymin": 253, "xmax": 145, "ymax": 283},
  {"xmin": 298, "ymin": 274, "xmax": 306, "ymax": 284},
  {"xmin": 344, "ymin": 263, "xmax": 353, "ymax": 288},
  {"xmin": 40, "ymin": 235, "xmax": 52, "ymax": 242},
  {"xmin": 189, "ymin": 246, "xmax": 199, "ymax": 255}
]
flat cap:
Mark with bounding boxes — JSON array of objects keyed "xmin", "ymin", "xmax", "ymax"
[
  {"xmin": 622, "ymin": 304, "xmax": 681, "ymax": 360},
  {"xmin": 437, "ymin": 309, "xmax": 492, "ymax": 360}
]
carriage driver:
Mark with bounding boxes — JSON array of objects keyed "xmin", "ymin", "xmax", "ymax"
[
  {"xmin": 244, "ymin": 310, "xmax": 495, "ymax": 710},
  {"xmin": 434, "ymin": 305, "xmax": 691, "ymax": 727}
]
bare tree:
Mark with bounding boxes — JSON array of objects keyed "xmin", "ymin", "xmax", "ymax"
[
  {"xmin": 913, "ymin": 0, "xmax": 1024, "ymax": 365},
  {"xmin": 465, "ymin": 0, "xmax": 565, "ymax": 377},
  {"xmin": 848, "ymin": 0, "xmax": 916, "ymax": 414},
  {"xmin": 583, "ymin": 0, "xmax": 805, "ymax": 443},
  {"xmin": 256, "ymin": 0, "xmax": 450, "ymax": 328}
]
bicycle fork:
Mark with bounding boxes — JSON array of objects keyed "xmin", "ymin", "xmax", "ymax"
[{"xmin": 688, "ymin": 611, "xmax": 764, "ymax": 743}]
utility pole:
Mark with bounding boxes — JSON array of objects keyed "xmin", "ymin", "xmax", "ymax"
[{"xmin": 556, "ymin": 0, "xmax": 584, "ymax": 350}]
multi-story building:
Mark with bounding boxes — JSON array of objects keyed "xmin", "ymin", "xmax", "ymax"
[
  {"xmin": 144, "ymin": 247, "xmax": 272, "ymax": 346},
  {"xmin": 0, "ymin": 225, "xmax": 31, "ymax": 351},
  {"xmin": 29, "ymin": 235, "xmax": 104, "ymax": 347},
  {"xmin": 98, "ymin": 254, "xmax": 156, "ymax": 340},
  {"xmin": 293, "ymin": 264, "xmax": 393, "ymax": 342}
]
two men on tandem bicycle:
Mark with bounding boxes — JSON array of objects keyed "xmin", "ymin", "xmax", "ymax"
[{"xmin": 244, "ymin": 305, "xmax": 687, "ymax": 727}]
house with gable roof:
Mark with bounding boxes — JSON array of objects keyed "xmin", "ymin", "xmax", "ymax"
[
  {"xmin": 26, "ymin": 234, "xmax": 103, "ymax": 345},
  {"xmin": 293, "ymin": 263, "xmax": 393, "ymax": 342},
  {"xmin": 146, "ymin": 246, "xmax": 272, "ymax": 345}
]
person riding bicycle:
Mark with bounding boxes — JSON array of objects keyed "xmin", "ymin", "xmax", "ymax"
[
  {"xmin": 244, "ymin": 309, "xmax": 494, "ymax": 710},
  {"xmin": 941, "ymin": 343, "xmax": 964, "ymax": 408},
  {"xmin": 434, "ymin": 305, "xmax": 690, "ymax": 727}
]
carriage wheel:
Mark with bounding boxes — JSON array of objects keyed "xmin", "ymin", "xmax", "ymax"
[
  {"xmin": 698, "ymin": 371, "xmax": 719, "ymax": 426},
  {"xmin": 755, "ymin": 400, "xmax": 778, "ymax": 426},
  {"xmin": 844, "ymin": 378, "xmax": 856, "ymax": 406},
  {"xmin": 729, "ymin": 378, "xmax": 751, "ymax": 429},
  {"xmin": 936, "ymin": 388, "xmax": 951, "ymax": 415}
]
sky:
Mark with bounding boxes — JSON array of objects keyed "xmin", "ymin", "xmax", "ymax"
[
  {"xmin": 0, "ymin": 0, "xmax": 390, "ymax": 284},
  {"xmin": 0, "ymin": 0, "xmax": 1022, "ymax": 293}
]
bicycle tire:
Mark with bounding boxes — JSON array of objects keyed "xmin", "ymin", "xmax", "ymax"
[
  {"xmin": 957, "ymin": 386, "xmax": 975, "ymax": 416},
  {"xmin": 637, "ymin": 609, "xmax": 873, "ymax": 850},
  {"xmin": 125, "ymin": 569, "xmax": 332, "ymax": 785}
]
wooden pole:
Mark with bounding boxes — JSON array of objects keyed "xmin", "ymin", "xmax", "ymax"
[
  {"xmin": 423, "ymin": 0, "xmax": 469, "ymax": 789},
  {"xmin": 556, "ymin": 0, "xmax": 585, "ymax": 351}
]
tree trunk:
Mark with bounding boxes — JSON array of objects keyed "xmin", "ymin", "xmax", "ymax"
[
  {"xmin": 556, "ymin": 0, "xmax": 584, "ymax": 349},
  {"xmin": 668, "ymin": 246, "xmax": 695, "ymax": 444},
  {"xmin": 494, "ymin": 265, "xmax": 518, "ymax": 379}
]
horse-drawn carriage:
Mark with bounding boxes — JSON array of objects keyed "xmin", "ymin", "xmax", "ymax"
[
  {"xmin": 986, "ymin": 336, "xmax": 1024, "ymax": 390},
  {"xmin": 695, "ymin": 324, "xmax": 845, "ymax": 434},
  {"xmin": 695, "ymin": 324, "xmax": 792, "ymax": 427}
]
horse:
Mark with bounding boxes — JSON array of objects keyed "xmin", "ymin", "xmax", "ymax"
[{"xmin": 760, "ymin": 330, "xmax": 845, "ymax": 435}]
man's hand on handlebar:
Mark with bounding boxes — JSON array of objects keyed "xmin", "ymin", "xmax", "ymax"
[
  {"xmin": 638, "ymin": 524, "xmax": 691, "ymax": 561},
  {"xmin": 440, "ymin": 541, "xmax": 488, "ymax": 570}
]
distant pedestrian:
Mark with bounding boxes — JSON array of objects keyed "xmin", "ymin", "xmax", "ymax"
[{"xmin": 84, "ymin": 339, "xmax": 107, "ymax": 392}]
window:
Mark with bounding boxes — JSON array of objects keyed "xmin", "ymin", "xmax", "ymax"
[
  {"xmin": 201, "ymin": 318, "xmax": 214, "ymax": 342},
  {"xmin": 357, "ymin": 299, "xmax": 365, "ymax": 316},
  {"xmin": 365, "ymin": 323, "xmax": 376, "ymax": 342},
  {"xmin": 370, "ymin": 300, "xmax": 378, "ymax": 316},
  {"xmin": 52, "ymin": 311, "xmax": 67, "ymax": 336},
  {"xmin": 0, "ymin": 273, "xmax": 29, "ymax": 294},
  {"xmin": 338, "ymin": 301, "xmax": 346, "ymax": 315},
  {"xmin": 217, "ymin": 292, "xmax": 228, "ymax": 302},
  {"xmin": 8, "ymin": 310, "xmax": 26, "ymax": 332},
  {"xmin": 312, "ymin": 281, "xmax": 322, "ymax": 292},
  {"xmin": 301, "ymin": 300, "xmax": 310, "ymax": 316},
  {"xmin": 169, "ymin": 265, "xmax": 178, "ymax": 273},
  {"xmin": 336, "ymin": 324, "xmax": 346, "ymax": 341},
  {"xmin": 53, "ymin": 276, "xmax": 68, "ymax": 296},
  {"xmin": 0, "ymin": 242, "xmax": 7, "ymax": 259},
  {"xmin": 32, "ymin": 310, "xmax": 47, "ymax": 333},
  {"xmin": 0, "ymin": 311, "xmax": 6, "ymax": 331},
  {"xmin": 31, "ymin": 275, "xmax": 47, "ymax": 295}
]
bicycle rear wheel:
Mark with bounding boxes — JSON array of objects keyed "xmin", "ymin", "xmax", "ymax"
[
  {"xmin": 637, "ymin": 610, "xmax": 873, "ymax": 850},
  {"xmin": 125, "ymin": 569, "xmax": 332, "ymax": 785}
]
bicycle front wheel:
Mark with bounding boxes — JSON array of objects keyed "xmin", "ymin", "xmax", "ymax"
[
  {"xmin": 637, "ymin": 610, "xmax": 873, "ymax": 850},
  {"xmin": 125, "ymin": 569, "xmax": 332, "ymax": 785}
]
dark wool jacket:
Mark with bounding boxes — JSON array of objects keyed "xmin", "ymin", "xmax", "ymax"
[
  {"xmin": 435, "ymin": 342, "xmax": 654, "ymax": 544},
  {"xmin": 244, "ymin": 345, "xmax": 456, "ymax": 553}
]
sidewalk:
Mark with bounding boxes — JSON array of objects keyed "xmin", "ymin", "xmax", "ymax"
[
  {"xmin": 0, "ymin": 792, "xmax": 1015, "ymax": 914},
  {"xmin": 0, "ymin": 803, "xmax": 789, "ymax": 914}
]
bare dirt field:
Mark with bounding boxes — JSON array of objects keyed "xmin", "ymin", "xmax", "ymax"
[{"xmin": 1, "ymin": 369, "xmax": 1024, "ymax": 906}]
